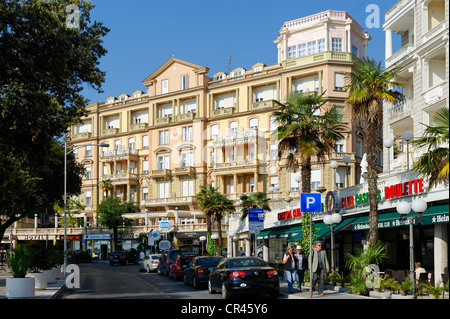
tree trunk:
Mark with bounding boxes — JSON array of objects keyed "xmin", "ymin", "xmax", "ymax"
[
  {"xmin": 206, "ymin": 214, "xmax": 212, "ymax": 236},
  {"xmin": 217, "ymin": 216, "xmax": 223, "ymax": 249},
  {"xmin": 301, "ymin": 156, "xmax": 312, "ymax": 193},
  {"xmin": 366, "ymin": 120, "xmax": 380, "ymax": 245}
]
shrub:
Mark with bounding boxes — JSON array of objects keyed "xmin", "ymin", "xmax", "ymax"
[{"xmin": 7, "ymin": 246, "xmax": 31, "ymax": 278}]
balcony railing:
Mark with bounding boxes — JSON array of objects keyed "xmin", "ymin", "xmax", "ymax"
[
  {"xmin": 71, "ymin": 132, "xmax": 92, "ymax": 141},
  {"xmin": 176, "ymin": 112, "xmax": 197, "ymax": 122},
  {"xmin": 173, "ymin": 166, "xmax": 196, "ymax": 177},
  {"xmin": 213, "ymin": 107, "xmax": 235, "ymax": 117},
  {"xmin": 285, "ymin": 51, "xmax": 355, "ymax": 69},
  {"xmin": 385, "ymin": 43, "xmax": 414, "ymax": 68},
  {"xmin": 388, "ymin": 99, "xmax": 412, "ymax": 122},
  {"xmin": 141, "ymin": 196, "xmax": 197, "ymax": 206},
  {"xmin": 101, "ymin": 148, "xmax": 138, "ymax": 158},
  {"xmin": 151, "ymin": 169, "xmax": 172, "ymax": 179},
  {"xmin": 130, "ymin": 122, "xmax": 148, "ymax": 131},
  {"xmin": 423, "ymin": 21, "xmax": 446, "ymax": 44},
  {"xmin": 101, "ymin": 128, "xmax": 119, "ymax": 136},
  {"xmin": 252, "ymin": 99, "xmax": 276, "ymax": 110},
  {"xmin": 155, "ymin": 116, "xmax": 172, "ymax": 125}
]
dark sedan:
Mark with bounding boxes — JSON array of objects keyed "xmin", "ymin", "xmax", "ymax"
[
  {"xmin": 184, "ymin": 256, "xmax": 223, "ymax": 288},
  {"xmin": 208, "ymin": 257, "xmax": 279, "ymax": 299}
]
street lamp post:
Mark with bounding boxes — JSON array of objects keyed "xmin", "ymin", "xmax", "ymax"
[
  {"xmin": 330, "ymin": 161, "xmax": 338, "ymax": 191},
  {"xmin": 269, "ymin": 186, "xmax": 275, "ymax": 209},
  {"xmin": 64, "ymin": 140, "xmax": 109, "ymax": 276},
  {"xmin": 402, "ymin": 130, "xmax": 413, "ymax": 171},
  {"xmin": 396, "ymin": 198, "xmax": 427, "ymax": 289},
  {"xmin": 323, "ymin": 213, "xmax": 342, "ymax": 273},
  {"xmin": 383, "ymin": 138, "xmax": 394, "ymax": 175}
]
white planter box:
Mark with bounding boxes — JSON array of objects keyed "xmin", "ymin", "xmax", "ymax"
[
  {"xmin": 46, "ymin": 269, "xmax": 55, "ymax": 283},
  {"xmin": 53, "ymin": 266, "xmax": 62, "ymax": 280},
  {"xmin": 369, "ymin": 291, "xmax": 392, "ymax": 299},
  {"xmin": 6, "ymin": 277, "xmax": 35, "ymax": 299},
  {"xmin": 26, "ymin": 272, "xmax": 47, "ymax": 289}
]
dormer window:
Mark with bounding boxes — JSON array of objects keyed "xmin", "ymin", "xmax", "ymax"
[{"xmin": 213, "ymin": 72, "xmax": 226, "ymax": 81}]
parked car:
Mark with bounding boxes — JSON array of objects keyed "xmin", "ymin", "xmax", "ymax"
[
  {"xmin": 184, "ymin": 256, "xmax": 223, "ymax": 288},
  {"xmin": 109, "ymin": 250, "xmax": 139, "ymax": 266},
  {"xmin": 67, "ymin": 250, "xmax": 92, "ymax": 263},
  {"xmin": 138, "ymin": 254, "xmax": 160, "ymax": 272},
  {"xmin": 169, "ymin": 254, "xmax": 196, "ymax": 280},
  {"xmin": 208, "ymin": 256, "xmax": 279, "ymax": 299},
  {"xmin": 158, "ymin": 244, "xmax": 201, "ymax": 276}
]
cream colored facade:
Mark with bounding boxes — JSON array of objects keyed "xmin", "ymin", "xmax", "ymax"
[{"xmin": 68, "ymin": 10, "xmax": 370, "ymax": 247}]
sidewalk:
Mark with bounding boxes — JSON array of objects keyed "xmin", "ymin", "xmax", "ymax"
[
  {"xmin": 278, "ymin": 280, "xmax": 372, "ymax": 299},
  {"xmin": 0, "ymin": 266, "xmax": 66, "ymax": 299}
]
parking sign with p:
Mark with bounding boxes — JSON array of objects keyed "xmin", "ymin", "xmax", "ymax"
[{"xmin": 300, "ymin": 193, "xmax": 322, "ymax": 213}]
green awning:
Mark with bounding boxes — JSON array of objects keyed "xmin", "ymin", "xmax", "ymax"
[
  {"xmin": 420, "ymin": 205, "xmax": 449, "ymax": 225},
  {"xmin": 256, "ymin": 225, "xmax": 302, "ymax": 240},
  {"xmin": 288, "ymin": 218, "xmax": 356, "ymax": 242},
  {"xmin": 352, "ymin": 211, "xmax": 418, "ymax": 231}
]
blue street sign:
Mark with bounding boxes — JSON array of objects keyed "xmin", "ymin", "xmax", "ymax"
[
  {"xmin": 248, "ymin": 208, "xmax": 264, "ymax": 231},
  {"xmin": 300, "ymin": 193, "xmax": 322, "ymax": 213},
  {"xmin": 159, "ymin": 220, "xmax": 171, "ymax": 230}
]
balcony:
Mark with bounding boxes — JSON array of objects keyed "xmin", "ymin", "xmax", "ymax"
[
  {"xmin": 101, "ymin": 172, "xmax": 139, "ymax": 184},
  {"xmin": 388, "ymin": 99, "xmax": 412, "ymax": 122},
  {"xmin": 385, "ymin": 44, "xmax": 414, "ymax": 68},
  {"xmin": 101, "ymin": 128, "xmax": 119, "ymax": 136},
  {"xmin": 213, "ymin": 107, "xmax": 235, "ymax": 117},
  {"xmin": 252, "ymin": 100, "xmax": 276, "ymax": 110},
  {"xmin": 141, "ymin": 196, "xmax": 197, "ymax": 207},
  {"xmin": 173, "ymin": 166, "xmax": 196, "ymax": 177},
  {"xmin": 71, "ymin": 132, "xmax": 92, "ymax": 141},
  {"xmin": 176, "ymin": 112, "xmax": 197, "ymax": 122},
  {"xmin": 151, "ymin": 169, "xmax": 172, "ymax": 179},
  {"xmin": 285, "ymin": 51, "xmax": 355, "ymax": 69},
  {"xmin": 155, "ymin": 116, "xmax": 172, "ymax": 126},
  {"xmin": 130, "ymin": 122, "xmax": 148, "ymax": 131},
  {"xmin": 330, "ymin": 152, "xmax": 355, "ymax": 162},
  {"xmin": 101, "ymin": 148, "xmax": 138, "ymax": 160}
]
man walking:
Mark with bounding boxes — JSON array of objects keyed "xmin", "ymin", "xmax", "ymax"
[
  {"xmin": 295, "ymin": 245, "xmax": 307, "ymax": 291},
  {"xmin": 309, "ymin": 241, "xmax": 329, "ymax": 295}
]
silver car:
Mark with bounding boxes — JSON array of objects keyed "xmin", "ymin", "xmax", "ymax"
[{"xmin": 138, "ymin": 254, "xmax": 160, "ymax": 272}]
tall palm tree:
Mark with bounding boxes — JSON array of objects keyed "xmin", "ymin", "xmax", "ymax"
[
  {"xmin": 239, "ymin": 192, "xmax": 271, "ymax": 221},
  {"xmin": 412, "ymin": 107, "xmax": 449, "ymax": 188},
  {"xmin": 274, "ymin": 91, "xmax": 344, "ymax": 193},
  {"xmin": 195, "ymin": 185, "xmax": 235, "ymax": 247},
  {"xmin": 345, "ymin": 57, "xmax": 403, "ymax": 245}
]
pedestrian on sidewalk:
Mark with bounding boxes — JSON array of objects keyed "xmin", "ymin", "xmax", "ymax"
[
  {"xmin": 295, "ymin": 245, "xmax": 307, "ymax": 291},
  {"xmin": 283, "ymin": 245, "xmax": 298, "ymax": 294},
  {"xmin": 309, "ymin": 241, "xmax": 329, "ymax": 295}
]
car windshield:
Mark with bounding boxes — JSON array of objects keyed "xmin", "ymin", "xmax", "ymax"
[
  {"xmin": 180, "ymin": 245, "xmax": 200, "ymax": 255},
  {"xmin": 111, "ymin": 252, "xmax": 123, "ymax": 257},
  {"xmin": 228, "ymin": 258, "xmax": 267, "ymax": 268},
  {"xmin": 198, "ymin": 257, "xmax": 223, "ymax": 266}
]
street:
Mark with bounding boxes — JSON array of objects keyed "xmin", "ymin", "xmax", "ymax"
[{"xmin": 58, "ymin": 261, "xmax": 224, "ymax": 299}]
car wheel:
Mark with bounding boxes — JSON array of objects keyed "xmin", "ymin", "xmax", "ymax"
[
  {"xmin": 193, "ymin": 276, "xmax": 199, "ymax": 289},
  {"xmin": 221, "ymin": 282, "xmax": 232, "ymax": 299},
  {"xmin": 208, "ymin": 280, "xmax": 215, "ymax": 294},
  {"xmin": 147, "ymin": 266, "xmax": 151, "ymax": 273}
]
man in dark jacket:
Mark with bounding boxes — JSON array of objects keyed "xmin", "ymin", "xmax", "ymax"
[{"xmin": 295, "ymin": 245, "xmax": 308, "ymax": 291}]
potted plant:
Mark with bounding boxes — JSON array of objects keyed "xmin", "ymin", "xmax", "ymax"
[
  {"xmin": 5, "ymin": 246, "xmax": 35, "ymax": 298},
  {"xmin": 24, "ymin": 245, "xmax": 48, "ymax": 289},
  {"xmin": 416, "ymin": 281, "xmax": 446, "ymax": 299}
]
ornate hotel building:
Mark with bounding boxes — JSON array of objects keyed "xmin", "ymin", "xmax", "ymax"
[{"xmin": 64, "ymin": 10, "xmax": 371, "ymax": 253}]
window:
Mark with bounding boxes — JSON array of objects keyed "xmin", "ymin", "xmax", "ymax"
[
  {"xmin": 307, "ymin": 41, "xmax": 316, "ymax": 55},
  {"xmin": 270, "ymin": 115, "xmax": 278, "ymax": 132},
  {"xmin": 182, "ymin": 126, "xmax": 192, "ymax": 142},
  {"xmin": 352, "ymin": 45, "xmax": 358, "ymax": 57},
  {"xmin": 332, "ymin": 38, "xmax": 342, "ymax": 52},
  {"xmin": 182, "ymin": 180, "xmax": 194, "ymax": 196},
  {"xmin": 161, "ymin": 79, "xmax": 169, "ymax": 94},
  {"xmin": 356, "ymin": 138, "xmax": 363, "ymax": 157},
  {"xmin": 159, "ymin": 130, "xmax": 169, "ymax": 145},
  {"xmin": 157, "ymin": 155, "xmax": 170, "ymax": 169},
  {"xmin": 130, "ymin": 188, "xmax": 135, "ymax": 202},
  {"xmin": 114, "ymin": 139, "xmax": 121, "ymax": 150},
  {"xmin": 311, "ymin": 169, "xmax": 321, "ymax": 190},
  {"xmin": 270, "ymin": 176, "xmax": 279, "ymax": 188},
  {"xmin": 318, "ymin": 39, "xmax": 325, "ymax": 52},
  {"xmin": 142, "ymin": 135, "xmax": 149, "ymax": 149},
  {"xmin": 181, "ymin": 74, "xmax": 189, "ymax": 90},
  {"xmin": 120, "ymin": 96, "xmax": 127, "ymax": 102},
  {"xmin": 130, "ymin": 161, "xmax": 135, "ymax": 174},
  {"xmin": 334, "ymin": 139, "xmax": 345, "ymax": 153},
  {"xmin": 133, "ymin": 92, "xmax": 141, "ymax": 98},
  {"xmin": 298, "ymin": 43, "xmax": 306, "ymax": 57},
  {"xmin": 85, "ymin": 191, "xmax": 92, "ymax": 206},
  {"xmin": 229, "ymin": 179, "xmax": 234, "ymax": 193},
  {"xmin": 103, "ymin": 165, "xmax": 108, "ymax": 176},
  {"xmin": 254, "ymin": 88, "xmax": 264, "ymax": 102},
  {"xmin": 249, "ymin": 177, "xmax": 255, "ymax": 192},
  {"xmin": 290, "ymin": 171, "xmax": 300, "ymax": 191},
  {"xmin": 74, "ymin": 149, "xmax": 78, "ymax": 159},
  {"xmin": 85, "ymin": 145, "xmax": 91, "ymax": 157},
  {"xmin": 142, "ymin": 160, "xmax": 149, "ymax": 174},
  {"xmin": 159, "ymin": 104, "xmax": 172, "ymax": 118},
  {"xmin": 128, "ymin": 137, "xmax": 135, "ymax": 150},
  {"xmin": 180, "ymin": 152, "xmax": 194, "ymax": 167},
  {"xmin": 249, "ymin": 118, "xmax": 258, "ymax": 130},
  {"xmin": 288, "ymin": 46, "xmax": 297, "ymax": 59},
  {"xmin": 336, "ymin": 168, "xmax": 345, "ymax": 188},
  {"xmin": 335, "ymin": 73, "xmax": 345, "ymax": 91},
  {"xmin": 270, "ymin": 144, "xmax": 278, "ymax": 161},
  {"xmin": 158, "ymin": 182, "xmax": 170, "ymax": 198},
  {"xmin": 142, "ymin": 187, "xmax": 148, "ymax": 200},
  {"xmin": 84, "ymin": 165, "xmax": 91, "ymax": 179},
  {"xmin": 211, "ymin": 124, "xmax": 219, "ymax": 139},
  {"xmin": 230, "ymin": 121, "xmax": 238, "ymax": 133}
]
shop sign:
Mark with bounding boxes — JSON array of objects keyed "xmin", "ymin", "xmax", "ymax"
[
  {"xmin": 353, "ymin": 217, "xmax": 417, "ymax": 231},
  {"xmin": 17, "ymin": 235, "xmax": 52, "ymax": 241},
  {"xmin": 56, "ymin": 235, "xmax": 82, "ymax": 241},
  {"xmin": 84, "ymin": 234, "xmax": 111, "ymax": 240},
  {"xmin": 278, "ymin": 208, "xmax": 301, "ymax": 221},
  {"xmin": 341, "ymin": 178, "xmax": 425, "ymax": 209}
]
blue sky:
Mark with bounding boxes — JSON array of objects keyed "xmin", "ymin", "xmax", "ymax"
[{"xmin": 83, "ymin": 0, "xmax": 398, "ymax": 103}]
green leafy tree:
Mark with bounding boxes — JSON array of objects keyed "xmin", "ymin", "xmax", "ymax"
[
  {"xmin": 0, "ymin": 0, "xmax": 109, "ymax": 241},
  {"xmin": 345, "ymin": 57, "xmax": 402, "ymax": 245},
  {"xmin": 412, "ymin": 107, "xmax": 449, "ymax": 188},
  {"xmin": 239, "ymin": 192, "xmax": 271, "ymax": 221},
  {"xmin": 54, "ymin": 198, "xmax": 85, "ymax": 227},
  {"xmin": 99, "ymin": 179, "xmax": 114, "ymax": 198},
  {"xmin": 96, "ymin": 198, "xmax": 134, "ymax": 252}
]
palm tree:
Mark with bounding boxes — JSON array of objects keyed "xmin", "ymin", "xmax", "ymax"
[
  {"xmin": 239, "ymin": 192, "xmax": 271, "ymax": 221},
  {"xmin": 99, "ymin": 179, "xmax": 113, "ymax": 198},
  {"xmin": 195, "ymin": 185, "xmax": 235, "ymax": 248},
  {"xmin": 412, "ymin": 107, "xmax": 449, "ymax": 188},
  {"xmin": 274, "ymin": 91, "xmax": 344, "ymax": 193},
  {"xmin": 345, "ymin": 57, "xmax": 403, "ymax": 245}
]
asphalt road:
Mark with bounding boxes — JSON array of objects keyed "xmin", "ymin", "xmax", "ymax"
[{"xmin": 58, "ymin": 261, "xmax": 224, "ymax": 299}]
